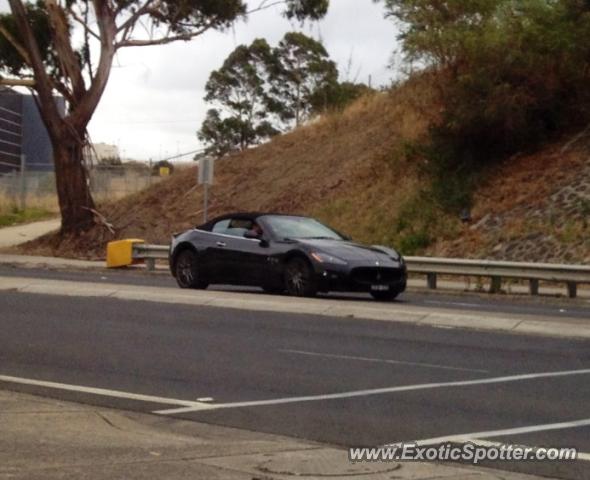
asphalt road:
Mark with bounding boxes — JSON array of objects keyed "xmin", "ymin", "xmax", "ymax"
[
  {"xmin": 0, "ymin": 277, "xmax": 589, "ymax": 479},
  {"xmin": 1, "ymin": 263, "xmax": 589, "ymax": 319}
]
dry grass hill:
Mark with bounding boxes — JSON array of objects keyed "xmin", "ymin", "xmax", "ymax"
[{"xmin": 22, "ymin": 75, "xmax": 590, "ymax": 264}]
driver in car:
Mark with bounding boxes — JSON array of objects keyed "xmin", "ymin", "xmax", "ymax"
[{"xmin": 251, "ymin": 222, "xmax": 263, "ymax": 237}]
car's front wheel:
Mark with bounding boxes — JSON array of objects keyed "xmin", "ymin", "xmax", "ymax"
[
  {"xmin": 370, "ymin": 289, "xmax": 400, "ymax": 301},
  {"xmin": 174, "ymin": 249, "xmax": 209, "ymax": 290},
  {"xmin": 284, "ymin": 257, "xmax": 317, "ymax": 297}
]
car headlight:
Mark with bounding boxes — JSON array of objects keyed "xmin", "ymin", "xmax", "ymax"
[{"xmin": 310, "ymin": 252, "xmax": 348, "ymax": 265}]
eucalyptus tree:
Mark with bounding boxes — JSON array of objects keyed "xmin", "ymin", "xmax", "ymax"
[
  {"xmin": 199, "ymin": 38, "xmax": 278, "ymax": 156},
  {"xmin": 270, "ymin": 31, "xmax": 337, "ymax": 127},
  {"xmin": 0, "ymin": 0, "xmax": 329, "ymax": 233}
]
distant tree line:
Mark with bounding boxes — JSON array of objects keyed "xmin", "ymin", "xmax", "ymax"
[{"xmin": 198, "ymin": 32, "xmax": 371, "ymax": 157}]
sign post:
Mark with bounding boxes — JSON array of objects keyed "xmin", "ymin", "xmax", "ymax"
[
  {"xmin": 198, "ymin": 157, "xmax": 214, "ymax": 222},
  {"xmin": 19, "ymin": 154, "xmax": 26, "ymax": 211}
]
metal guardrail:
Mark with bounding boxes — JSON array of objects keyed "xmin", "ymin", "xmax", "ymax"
[
  {"xmin": 406, "ymin": 257, "xmax": 590, "ymax": 298},
  {"xmin": 132, "ymin": 244, "xmax": 169, "ymax": 271},
  {"xmin": 133, "ymin": 244, "xmax": 590, "ymax": 298}
]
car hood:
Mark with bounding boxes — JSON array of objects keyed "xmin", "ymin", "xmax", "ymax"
[{"xmin": 296, "ymin": 239, "xmax": 400, "ymax": 265}]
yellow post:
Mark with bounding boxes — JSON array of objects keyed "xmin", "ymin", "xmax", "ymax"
[{"xmin": 106, "ymin": 239, "xmax": 145, "ymax": 268}]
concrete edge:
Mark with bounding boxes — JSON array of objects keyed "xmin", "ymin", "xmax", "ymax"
[{"xmin": 0, "ymin": 276, "xmax": 588, "ymax": 340}]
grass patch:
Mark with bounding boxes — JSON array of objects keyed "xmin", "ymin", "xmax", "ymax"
[{"xmin": 0, "ymin": 208, "xmax": 56, "ymax": 228}]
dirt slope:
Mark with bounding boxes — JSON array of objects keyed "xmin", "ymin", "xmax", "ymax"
[
  {"xmin": 22, "ymin": 76, "xmax": 590, "ymax": 263},
  {"xmin": 432, "ymin": 130, "xmax": 590, "ymax": 263}
]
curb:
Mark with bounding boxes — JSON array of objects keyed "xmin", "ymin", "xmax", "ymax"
[{"xmin": 0, "ymin": 275, "xmax": 588, "ymax": 340}]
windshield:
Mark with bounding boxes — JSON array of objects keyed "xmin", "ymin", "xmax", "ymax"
[{"xmin": 262, "ymin": 216, "xmax": 344, "ymax": 240}]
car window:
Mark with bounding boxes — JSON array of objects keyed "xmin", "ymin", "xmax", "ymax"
[
  {"xmin": 212, "ymin": 218, "xmax": 256, "ymax": 238},
  {"xmin": 212, "ymin": 219, "xmax": 231, "ymax": 234},
  {"xmin": 262, "ymin": 216, "xmax": 343, "ymax": 240}
]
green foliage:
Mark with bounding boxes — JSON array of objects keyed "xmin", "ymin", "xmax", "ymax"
[
  {"xmin": 398, "ymin": 230, "xmax": 431, "ymax": 255},
  {"xmin": 269, "ymin": 32, "xmax": 338, "ymax": 126},
  {"xmin": 198, "ymin": 38, "xmax": 280, "ymax": 156},
  {"xmin": 379, "ymin": 0, "xmax": 590, "ymax": 212},
  {"xmin": 199, "ymin": 108, "xmax": 277, "ymax": 157},
  {"xmin": 199, "ymin": 32, "xmax": 348, "ymax": 155},
  {"xmin": 393, "ymin": 191, "xmax": 435, "ymax": 254},
  {"xmin": 0, "ymin": 207, "xmax": 54, "ymax": 227},
  {"xmin": 392, "ymin": 190, "xmax": 461, "ymax": 254},
  {"xmin": 310, "ymin": 81, "xmax": 374, "ymax": 114},
  {"xmin": 0, "ymin": 2, "xmax": 52, "ymax": 76},
  {"xmin": 283, "ymin": 0, "xmax": 329, "ymax": 20}
]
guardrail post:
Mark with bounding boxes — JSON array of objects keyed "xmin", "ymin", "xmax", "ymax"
[
  {"xmin": 490, "ymin": 276, "xmax": 502, "ymax": 293},
  {"xmin": 145, "ymin": 258, "xmax": 156, "ymax": 272},
  {"xmin": 566, "ymin": 282, "xmax": 577, "ymax": 299},
  {"xmin": 427, "ymin": 273, "xmax": 437, "ymax": 290},
  {"xmin": 529, "ymin": 279, "xmax": 539, "ymax": 296}
]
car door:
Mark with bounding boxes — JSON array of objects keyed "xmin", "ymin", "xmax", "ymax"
[
  {"xmin": 205, "ymin": 219, "xmax": 234, "ymax": 283},
  {"xmin": 223, "ymin": 219, "xmax": 267, "ymax": 285},
  {"xmin": 223, "ymin": 235, "xmax": 269, "ymax": 286},
  {"xmin": 206, "ymin": 218, "xmax": 266, "ymax": 285}
]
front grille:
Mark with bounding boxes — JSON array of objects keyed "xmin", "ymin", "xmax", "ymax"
[{"xmin": 351, "ymin": 267, "xmax": 403, "ymax": 285}]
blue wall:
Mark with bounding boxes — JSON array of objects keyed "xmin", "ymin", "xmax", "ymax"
[
  {"xmin": 21, "ymin": 95, "xmax": 55, "ymax": 172},
  {"xmin": 0, "ymin": 90, "xmax": 64, "ymax": 173}
]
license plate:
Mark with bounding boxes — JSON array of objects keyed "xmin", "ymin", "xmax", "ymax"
[{"xmin": 371, "ymin": 285, "xmax": 389, "ymax": 291}]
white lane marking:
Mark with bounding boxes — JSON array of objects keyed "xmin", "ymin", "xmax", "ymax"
[
  {"xmin": 424, "ymin": 301, "xmax": 483, "ymax": 308},
  {"xmin": 0, "ymin": 375, "xmax": 215, "ymax": 411},
  {"xmin": 391, "ymin": 418, "xmax": 590, "ymax": 447},
  {"xmin": 459, "ymin": 439, "xmax": 590, "ymax": 461},
  {"xmin": 389, "ymin": 418, "xmax": 590, "ymax": 461},
  {"xmin": 279, "ymin": 349, "xmax": 489, "ymax": 373},
  {"xmin": 154, "ymin": 368, "xmax": 590, "ymax": 415}
]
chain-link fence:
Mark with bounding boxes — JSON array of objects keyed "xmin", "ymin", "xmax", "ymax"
[{"xmin": 0, "ymin": 164, "xmax": 166, "ymax": 213}]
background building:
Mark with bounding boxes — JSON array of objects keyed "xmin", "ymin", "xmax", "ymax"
[
  {"xmin": 86, "ymin": 142, "xmax": 121, "ymax": 165},
  {"xmin": 0, "ymin": 88, "xmax": 65, "ymax": 174}
]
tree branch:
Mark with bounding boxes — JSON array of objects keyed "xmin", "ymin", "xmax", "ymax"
[
  {"xmin": 0, "ymin": 76, "xmax": 35, "ymax": 87},
  {"xmin": 45, "ymin": 0, "xmax": 87, "ymax": 101},
  {"xmin": 116, "ymin": 0, "xmax": 159, "ymax": 34},
  {"xmin": 0, "ymin": 23, "xmax": 32, "ymax": 65},
  {"xmin": 68, "ymin": 0, "xmax": 116, "ymax": 129},
  {"xmin": 247, "ymin": 1, "xmax": 286, "ymax": 15},
  {"xmin": 8, "ymin": 0, "xmax": 61, "ymax": 130},
  {"xmin": 66, "ymin": 4, "xmax": 101, "ymax": 41},
  {"xmin": 115, "ymin": 24, "xmax": 211, "ymax": 48}
]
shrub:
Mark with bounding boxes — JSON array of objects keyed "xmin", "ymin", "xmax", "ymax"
[{"xmin": 382, "ymin": 0, "xmax": 590, "ymax": 211}]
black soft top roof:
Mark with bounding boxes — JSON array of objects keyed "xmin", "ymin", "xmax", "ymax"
[{"xmin": 197, "ymin": 212, "xmax": 303, "ymax": 230}]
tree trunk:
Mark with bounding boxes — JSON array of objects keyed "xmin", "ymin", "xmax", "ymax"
[{"xmin": 52, "ymin": 130, "xmax": 95, "ymax": 234}]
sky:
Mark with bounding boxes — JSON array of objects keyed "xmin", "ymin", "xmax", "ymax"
[{"xmin": 1, "ymin": 0, "xmax": 400, "ymax": 161}]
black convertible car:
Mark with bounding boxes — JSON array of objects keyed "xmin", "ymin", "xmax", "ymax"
[{"xmin": 169, "ymin": 213, "xmax": 407, "ymax": 300}]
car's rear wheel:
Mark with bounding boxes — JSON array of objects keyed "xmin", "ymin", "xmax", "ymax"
[
  {"xmin": 175, "ymin": 249, "xmax": 209, "ymax": 289},
  {"xmin": 370, "ymin": 289, "xmax": 399, "ymax": 301},
  {"xmin": 284, "ymin": 257, "xmax": 317, "ymax": 297}
]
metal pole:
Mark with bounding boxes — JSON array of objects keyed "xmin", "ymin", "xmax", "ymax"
[
  {"xmin": 19, "ymin": 154, "xmax": 26, "ymax": 211},
  {"xmin": 203, "ymin": 182, "xmax": 209, "ymax": 223}
]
